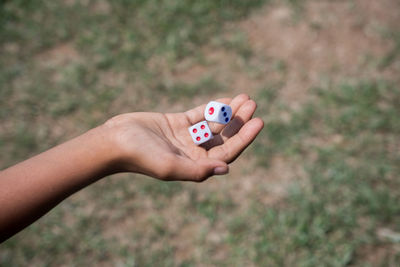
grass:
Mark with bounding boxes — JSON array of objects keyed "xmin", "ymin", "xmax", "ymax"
[
  {"xmin": 250, "ymin": 79, "xmax": 400, "ymax": 265},
  {"xmin": 1, "ymin": 0, "xmax": 400, "ymax": 266},
  {"xmin": 0, "ymin": 0, "xmax": 269, "ymax": 165},
  {"xmin": 155, "ymin": 75, "xmax": 226, "ymax": 102}
]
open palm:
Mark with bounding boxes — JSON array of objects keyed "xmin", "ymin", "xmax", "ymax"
[{"xmin": 107, "ymin": 94, "xmax": 264, "ymax": 182}]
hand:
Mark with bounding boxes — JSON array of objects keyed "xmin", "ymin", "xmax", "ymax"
[
  {"xmin": 105, "ymin": 94, "xmax": 264, "ymax": 182},
  {"xmin": 0, "ymin": 94, "xmax": 263, "ymax": 241}
]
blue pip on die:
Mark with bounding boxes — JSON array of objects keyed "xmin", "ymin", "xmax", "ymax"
[{"xmin": 204, "ymin": 101, "xmax": 232, "ymax": 124}]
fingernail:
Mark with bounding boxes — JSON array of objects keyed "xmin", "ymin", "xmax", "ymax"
[{"xmin": 213, "ymin": 166, "xmax": 228, "ymax": 175}]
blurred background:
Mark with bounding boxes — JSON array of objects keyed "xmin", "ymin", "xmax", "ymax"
[{"xmin": 1, "ymin": 0, "xmax": 400, "ymax": 266}]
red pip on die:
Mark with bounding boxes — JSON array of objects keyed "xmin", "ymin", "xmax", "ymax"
[{"xmin": 188, "ymin": 121, "xmax": 213, "ymax": 145}]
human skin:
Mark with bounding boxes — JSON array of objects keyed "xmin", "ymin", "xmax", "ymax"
[{"xmin": 0, "ymin": 94, "xmax": 263, "ymax": 242}]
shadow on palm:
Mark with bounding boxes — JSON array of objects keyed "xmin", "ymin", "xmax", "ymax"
[{"xmin": 201, "ymin": 117, "xmax": 245, "ymax": 150}]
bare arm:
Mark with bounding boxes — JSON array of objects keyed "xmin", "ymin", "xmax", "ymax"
[
  {"xmin": 0, "ymin": 94, "xmax": 264, "ymax": 242},
  {"xmin": 0, "ymin": 126, "xmax": 119, "ymax": 242}
]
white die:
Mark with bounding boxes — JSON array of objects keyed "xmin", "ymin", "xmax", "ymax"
[
  {"xmin": 204, "ymin": 101, "xmax": 232, "ymax": 124},
  {"xmin": 188, "ymin": 121, "xmax": 213, "ymax": 145}
]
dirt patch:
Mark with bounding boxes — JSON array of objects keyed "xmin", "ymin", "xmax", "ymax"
[
  {"xmin": 240, "ymin": 1, "xmax": 396, "ymax": 109},
  {"xmin": 163, "ymin": 0, "xmax": 398, "ymax": 115},
  {"xmin": 357, "ymin": 243, "xmax": 400, "ymax": 266},
  {"xmin": 36, "ymin": 42, "xmax": 81, "ymax": 67}
]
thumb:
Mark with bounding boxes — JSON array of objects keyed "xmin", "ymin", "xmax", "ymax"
[{"xmin": 172, "ymin": 157, "xmax": 229, "ymax": 182}]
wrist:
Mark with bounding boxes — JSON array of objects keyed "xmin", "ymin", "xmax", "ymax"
[
  {"xmin": 100, "ymin": 115, "xmax": 141, "ymax": 174},
  {"xmin": 87, "ymin": 123, "xmax": 125, "ymax": 176}
]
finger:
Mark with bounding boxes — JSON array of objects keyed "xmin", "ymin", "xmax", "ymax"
[
  {"xmin": 200, "ymin": 98, "xmax": 256, "ymax": 150},
  {"xmin": 168, "ymin": 157, "xmax": 229, "ymax": 182},
  {"xmin": 185, "ymin": 97, "xmax": 231, "ymax": 125},
  {"xmin": 208, "ymin": 118, "xmax": 264, "ymax": 163},
  {"xmin": 207, "ymin": 93, "xmax": 250, "ymax": 134},
  {"xmin": 220, "ymin": 99, "xmax": 257, "ymax": 141}
]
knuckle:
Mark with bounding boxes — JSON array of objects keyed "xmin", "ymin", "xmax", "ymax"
[
  {"xmin": 221, "ymin": 147, "xmax": 231, "ymax": 162},
  {"xmin": 238, "ymin": 93, "xmax": 250, "ymax": 101}
]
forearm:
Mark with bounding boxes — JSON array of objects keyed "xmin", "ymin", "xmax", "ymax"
[
  {"xmin": 0, "ymin": 125, "xmax": 119, "ymax": 242},
  {"xmin": 0, "ymin": 95, "xmax": 263, "ymax": 242}
]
